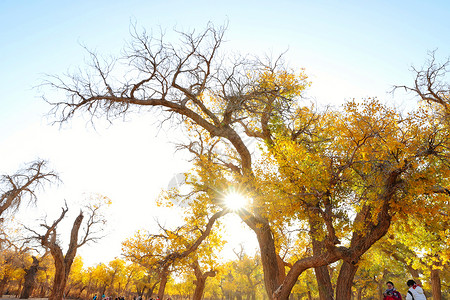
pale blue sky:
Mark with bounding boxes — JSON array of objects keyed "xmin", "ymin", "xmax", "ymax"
[{"xmin": 1, "ymin": 0, "xmax": 449, "ymax": 265}]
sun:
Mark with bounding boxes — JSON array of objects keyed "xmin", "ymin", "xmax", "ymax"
[{"xmin": 224, "ymin": 192, "xmax": 249, "ymax": 211}]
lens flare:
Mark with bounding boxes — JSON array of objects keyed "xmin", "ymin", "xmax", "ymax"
[{"xmin": 224, "ymin": 192, "xmax": 248, "ymax": 210}]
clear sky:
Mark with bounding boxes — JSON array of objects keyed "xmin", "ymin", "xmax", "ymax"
[{"xmin": 1, "ymin": 0, "xmax": 450, "ymax": 266}]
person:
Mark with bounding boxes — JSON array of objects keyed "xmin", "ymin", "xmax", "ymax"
[
  {"xmin": 383, "ymin": 281, "xmax": 402, "ymax": 300},
  {"xmin": 406, "ymin": 279, "xmax": 427, "ymax": 300},
  {"xmin": 93, "ymin": 295, "xmax": 97, "ymax": 300}
]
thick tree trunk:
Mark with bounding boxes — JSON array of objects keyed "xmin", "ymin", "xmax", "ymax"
[
  {"xmin": 314, "ymin": 265, "xmax": 334, "ymax": 300},
  {"xmin": 145, "ymin": 286, "xmax": 154, "ymax": 299},
  {"xmin": 335, "ymin": 261, "xmax": 359, "ymax": 300},
  {"xmin": 20, "ymin": 256, "xmax": 40, "ymax": 299},
  {"xmin": 254, "ymin": 223, "xmax": 282, "ymax": 298},
  {"xmin": 157, "ymin": 268, "xmax": 169, "ymax": 300},
  {"xmin": 49, "ymin": 262, "xmax": 68, "ymax": 300},
  {"xmin": 192, "ymin": 277, "xmax": 206, "ymax": 300},
  {"xmin": 430, "ymin": 267, "xmax": 442, "ymax": 300},
  {"xmin": 44, "ymin": 211, "xmax": 83, "ymax": 300},
  {"xmin": 192, "ymin": 260, "xmax": 216, "ymax": 300}
]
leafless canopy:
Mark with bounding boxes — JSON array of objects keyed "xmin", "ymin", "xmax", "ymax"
[
  {"xmin": 44, "ymin": 23, "xmax": 303, "ymax": 175},
  {"xmin": 25, "ymin": 201, "xmax": 106, "ymax": 253},
  {"xmin": 394, "ymin": 50, "xmax": 450, "ymax": 112},
  {"xmin": 0, "ymin": 160, "xmax": 58, "ymax": 217}
]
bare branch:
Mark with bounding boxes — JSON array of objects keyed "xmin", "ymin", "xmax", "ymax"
[{"xmin": 0, "ymin": 160, "xmax": 58, "ymax": 217}]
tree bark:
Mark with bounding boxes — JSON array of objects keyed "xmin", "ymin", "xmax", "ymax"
[
  {"xmin": 46, "ymin": 211, "xmax": 84, "ymax": 300},
  {"xmin": 311, "ymin": 231, "xmax": 333, "ymax": 300},
  {"xmin": 49, "ymin": 259, "xmax": 68, "ymax": 300},
  {"xmin": 20, "ymin": 256, "xmax": 40, "ymax": 299},
  {"xmin": 314, "ymin": 265, "xmax": 334, "ymax": 300},
  {"xmin": 430, "ymin": 267, "xmax": 442, "ymax": 300},
  {"xmin": 192, "ymin": 260, "xmax": 216, "ymax": 300},
  {"xmin": 157, "ymin": 267, "xmax": 169, "ymax": 300},
  {"xmin": 335, "ymin": 261, "xmax": 358, "ymax": 300},
  {"xmin": 243, "ymin": 219, "xmax": 281, "ymax": 298}
]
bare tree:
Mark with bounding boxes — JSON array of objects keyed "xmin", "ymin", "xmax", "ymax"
[
  {"xmin": 26, "ymin": 200, "xmax": 106, "ymax": 300},
  {"xmin": 0, "ymin": 160, "xmax": 58, "ymax": 218},
  {"xmin": 394, "ymin": 50, "xmax": 450, "ymax": 113}
]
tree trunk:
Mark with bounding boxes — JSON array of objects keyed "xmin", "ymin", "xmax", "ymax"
[
  {"xmin": 65, "ymin": 286, "xmax": 72, "ymax": 298},
  {"xmin": 236, "ymin": 291, "xmax": 242, "ymax": 300},
  {"xmin": 39, "ymin": 282, "xmax": 46, "ymax": 298},
  {"xmin": 335, "ymin": 261, "xmax": 359, "ymax": 300},
  {"xmin": 16, "ymin": 278, "xmax": 24, "ymax": 297},
  {"xmin": 192, "ymin": 260, "xmax": 216, "ymax": 300},
  {"xmin": 77, "ymin": 285, "xmax": 86, "ymax": 298},
  {"xmin": 356, "ymin": 287, "xmax": 363, "ymax": 300},
  {"xmin": 254, "ymin": 223, "xmax": 282, "ymax": 299},
  {"xmin": 430, "ymin": 267, "xmax": 442, "ymax": 300},
  {"xmin": 314, "ymin": 265, "xmax": 334, "ymax": 300},
  {"xmin": 307, "ymin": 291, "xmax": 312, "ymax": 300},
  {"xmin": 145, "ymin": 286, "xmax": 154, "ymax": 299},
  {"xmin": 49, "ymin": 262, "xmax": 68, "ymax": 300},
  {"xmin": 310, "ymin": 215, "xmax": 334, "ymax": 300},
  {"xmin": 192, "ymin": 277, "xmax": 206, "ymax": 300},
  {"xmin": 20, "ymin": 256, "xmax": 40, "ymax": 299},
  {"xmin": 45, "ymin": 211, "xmax": 84, "ymax": 300},
  {"xmin": 0, "ymin": 275, "xmax": 9, "ymax": 296},
  {"xmin": 157, "ymin": 268, "xmax": 169, "ymax": 300},
  {"xmin": 406, "ymin": 265, "xmax": 422, "ymax": 285}
]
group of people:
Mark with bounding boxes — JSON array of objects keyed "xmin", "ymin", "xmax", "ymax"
[
  {"xmin": 383, "ymin": 280, "xmax": 427, "ymax": 300},
  {"xmin": 92, "ymin": 294, "xmax": 173, "ymax": 300},
  {"xmin": 93, "ymin": 295, "xmax": 126, "ymax": 300}
]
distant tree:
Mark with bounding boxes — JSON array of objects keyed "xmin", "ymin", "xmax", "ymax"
[
  {"xmin": 0, "ymin": 160, "xmax": 57, "ymax": 218},
  {"xmin": 20, "ymin": 251, "xmax": 50, "ymax": 299},
  {"xmin": 123, "ymin": 208, "xmax": 227, "ymax": 300},
  {"xmin": 0, "ymin": 237, "xmax": 30, "ymax": 296},
  {"xmin": 26, "ymin": 197, "xmax": 108, "ymax": 300}
]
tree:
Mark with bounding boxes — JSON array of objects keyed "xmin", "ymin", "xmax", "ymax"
[
  {"xmin": 122, "ymin": 207, "xmax": 227, "ymax": 300},
  {"xmin": 44, "ymin": 24, "xmax": 450, "ymax": 299},
  {"xmin": 44, "ymin": 23, "xmax": 310, "ymax": 298},
  {"xmin": 0, "ymin": 160, "xmax": 57, "ymax": 218},
  {"xmin": 64, "ymin": 256, "xmax": 86, "ymax": 299},
  {"xmin": 20, "ymin": 252, "xmax": 49, "ymax": 299},
  {"xmin": 26, "ymin": 197, "xmax": 108, "ymax": 300},
  {"xmin": 0, "ymin": 237, "xmax": 30, "ymax": 296}
]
